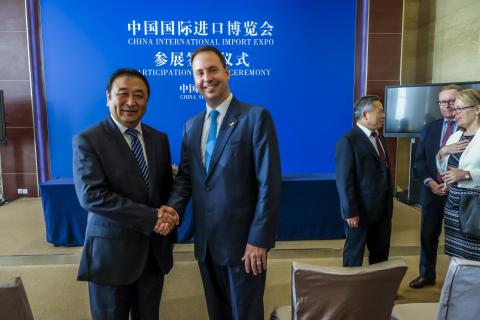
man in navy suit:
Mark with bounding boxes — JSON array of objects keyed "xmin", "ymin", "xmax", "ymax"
[
  {"xmin": 409, "ymin": 84, "xmax": 461, "ymax": 289},
  {"xmin": 73, "ymin": 68, "xmax": 177, "ymax": 319},
  {"xmin": 335, "ymin": 95, "xmax": 393, "ymax": 267},
  {"xmin": 160, "ymin": 46, "xmax": 282, "ymax": 320}
]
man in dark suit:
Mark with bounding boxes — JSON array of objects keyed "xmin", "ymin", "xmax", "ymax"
[
  {"xmin": 335, "ymin": 95, "xmax": 393, "ymax": 267},
  {"xmin": 73, "ymin": 68, "xmax": 177, "ymax": 319},
  {"xmin": 409, "ymin": 84, "xmax": 461, "ymax": 288},
  {"xmin": 160, "ymin": 46, "xmax": 282, "ymax": 320}
]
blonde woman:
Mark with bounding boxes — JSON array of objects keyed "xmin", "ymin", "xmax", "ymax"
[{"xmin": 436, "ymin": 88, "xmax": 480, "ymax": 320}]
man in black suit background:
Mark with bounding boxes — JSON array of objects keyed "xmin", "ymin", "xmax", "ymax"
[
  {"xmin": 73, "ymin": 68, "xmax": 177, "ymax": 319},
  {"xmin": 409, "ymin": 84, "xmax": 461, "ymax": 289},
  {"xmin": 335, "ymin": 95, "xmax": 393, "ymax": 267}
]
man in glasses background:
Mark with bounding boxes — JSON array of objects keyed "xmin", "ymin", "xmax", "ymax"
[{"xmin": 409, "ymin": 84, "xmax": 463, "ymax": 289}]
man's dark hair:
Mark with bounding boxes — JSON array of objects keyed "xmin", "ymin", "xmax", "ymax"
[
  {"xmin": 354, "ymin": 95, "xmax": 381, "ymax": 121},
  {"xmin": 190, "ymin": 46, "xmax": 227, "ymax": 68},
  {"xmin": 106, "ymin": 68, "xmax": 150, "ymax": 98}
]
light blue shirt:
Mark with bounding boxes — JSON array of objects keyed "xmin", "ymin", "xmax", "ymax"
[{"xmin": 201, "ymin": 93, "xmax": 233, "ymax": 166}]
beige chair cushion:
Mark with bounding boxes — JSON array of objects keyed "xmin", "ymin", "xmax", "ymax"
[
  {"xmin": 0, "ymin": 277, "xmax": 34, "ymax": 320},
  {"xmin": 271, "ymin": 258, "xmax": 407, "ymax": 320},
  {"xmin": 391, "ymin": 303, "xmax": 438, "ymax": 320}
]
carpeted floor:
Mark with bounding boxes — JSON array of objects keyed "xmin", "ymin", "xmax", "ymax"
[{"xmin": 0, "ymin": 198, "xmax": 448, "ymax": 319}]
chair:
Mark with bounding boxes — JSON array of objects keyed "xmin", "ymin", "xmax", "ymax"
[
  {"xmin": 391, "ymin": 303, "xmax": 437, "ymax": 320},
  {"xmin": 271, "ymin": 258, "xmax": 407, "ymax": 320},
  {"xmin": 0, "ymin": 277, "xmax": 34, "ymax": 320},
  {"xmin": 392, "ymin": 257, "xmax": 480, "ymax": 320}
]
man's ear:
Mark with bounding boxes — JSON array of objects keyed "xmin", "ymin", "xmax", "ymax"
[
  {"xmin": 225, "ymin": 67, "xmax": 230, "ymax": 80},
  {"xmin": 362, "ymin": 110, "xmax": 368, "ymax": 120},
  {"xmin": 106, "ymin": 90, "xmax": 110, "ymax": 106}
]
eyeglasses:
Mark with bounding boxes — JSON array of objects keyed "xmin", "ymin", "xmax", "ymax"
[
  {"xmin": 438, "ymin": 99, "xmax": 456, "ymax": 106},
  {"xmin": 452, "ymin": 105, "xmax": 476, "ymax": 113}
]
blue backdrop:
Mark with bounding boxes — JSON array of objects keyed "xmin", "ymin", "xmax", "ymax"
[{"xmin": 40, "ymin": 0, "xmax": 356, "ymax": 177}]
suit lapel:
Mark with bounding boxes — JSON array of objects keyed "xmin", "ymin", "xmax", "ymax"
[
  {"xmin": 206, "ymin": 99, "xmax": 241, "ymax": 178},
  {"xmin": 106, "ymin": 117, "xmax": 150, "ymax": 192},
  {"xmin": 379, "ymin": 134, "xmax": 390, "ymax": 166},
  {"xmin": 190, "ymin": 111, "xmax": 207, "ymax": 178},
  {"xmin": 433, "ymin": 119, "xmax": 443, "ymax": 138},
  {"xmin": 142, "ymin": 125, "xmax": 155, "ymax": 197},
  {"xmin": 353, "ymin": 125, "xmax": 380, "ymax": 160},
  {"xmin": 106, "ymin": 117, "xmax": 133, "ymax": 156},
  {"xmin": 432, "ymin": 119, "xmax": 443, "ymax": 149}
]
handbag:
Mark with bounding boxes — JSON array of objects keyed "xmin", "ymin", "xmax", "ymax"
[{"xmin": 459, "ymin": 193, "xmax": 480, "ymax": 240}]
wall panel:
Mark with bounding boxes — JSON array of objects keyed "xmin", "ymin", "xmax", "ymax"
[
  {"xmin": 0, "ymin": 0, "xmax": 38, "ymax": 202},
  {"xmin": 367, "ymin": 0, "xmax": 404, "ymax": 190}
]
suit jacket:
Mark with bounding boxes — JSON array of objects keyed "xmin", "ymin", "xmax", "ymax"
[
  {"xmin": 335, "ymin": 125, "xmax": 393, "ymax": 224},
  {"xmin": 168, "ymin": 97, "xmax": 282, "ymax": 266},
  {"xmin": 415, "ymin": 118, "xmax": 444, "ymax": 206},
  {"xmin": 73, "ymin": 117, "xmax": 174, "ymax": 286}
]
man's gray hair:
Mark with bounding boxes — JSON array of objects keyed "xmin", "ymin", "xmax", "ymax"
[
  {"xmin": 439, "ymin": 84, "xmax": 463, "ymax": 93},
  {"xmin": 354, "ymin": 95, "xmax": 381, "ymax": 121}
]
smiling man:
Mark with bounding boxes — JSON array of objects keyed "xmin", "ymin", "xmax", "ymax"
[
  {"xmin": 160, "ymin": 46, "xmax": 282, "ymax": 320},
  {"xmin": 72, "ymin": 68, "xmax": 177, "ymax": 320}
]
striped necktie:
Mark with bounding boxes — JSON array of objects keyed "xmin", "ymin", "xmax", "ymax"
[
  {"xmin": 441, "ymin": 120, "xmax": 454, "ymax": 147},
  {"xmin": 126, "ymin": 128, "xmax": 150, "ymax": 188},
  {"xmin": 437, "ymin": 120, "xmax": 455, "ymax": 182},
  {"xmin": 205, "ymin": 110, "xmax": 219, "ymax": 172}
]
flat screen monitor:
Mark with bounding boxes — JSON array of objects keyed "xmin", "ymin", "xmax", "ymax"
[
  {"xmin": 0, "ymin": 90, "xmax": 6, "ymax": 144},
  {"xmin": 383, "ymin": 81, "xmax": 480, "ymax": 137}
]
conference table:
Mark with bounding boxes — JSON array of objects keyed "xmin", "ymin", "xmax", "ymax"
[
  {"xmin": 39, "ymin": 174, "xmax": 345, "ymax": 246},
  {"xmin": 277, "ymin": 173, "xmax": 345, "ymax": 241},
  {"xmin": 39, "ymin": 178, "xmax": 87, "ymax": 246}
]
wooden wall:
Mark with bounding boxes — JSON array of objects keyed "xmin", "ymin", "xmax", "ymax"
[
  {"xmin": 398, "ymin": 0, "xmax": 480, "ymax": 191},
  {"xmin": 402, "ymin": 0, "xmax": 480, "ymax": 84},
  {"xmin": 0, "ymin": 0, "xmax": 38, "ymax": 201},
  {"xmin": 366, "ymin": 0, "xmax": 404, "ymax": 186}
]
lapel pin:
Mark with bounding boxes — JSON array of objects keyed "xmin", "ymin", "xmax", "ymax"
[{"xmin": 229, "ymin": 121, "xmax": 237, "ymax": 128}]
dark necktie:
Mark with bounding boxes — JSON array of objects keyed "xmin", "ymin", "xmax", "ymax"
[
  {"xmin": 441, "ymin": 120, "xmax": 454, "ymax": 147},
  {"xmin": 205, "ymin": 110, "xmax": 219, "ymax": 172},
  {"xmin": 371, "ymin": 131, "xmax": 387, "ymax": 167},
  {"xmin": 126, "ymin": 128, "xmax": 150, "ymax": 188}
]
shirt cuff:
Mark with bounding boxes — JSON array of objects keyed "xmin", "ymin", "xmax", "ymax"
[
  {"xmin": 423, "ymin": 177, "xmax": 433, "ymax": 187},
  {"xmin": 174, "ymin": 211, "xmax": 180, "ymax": 225}
]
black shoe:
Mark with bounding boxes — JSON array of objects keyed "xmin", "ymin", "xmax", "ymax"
[{"xmin": 409, "ymin": 276, "xmax": 435, "ymax": 289}]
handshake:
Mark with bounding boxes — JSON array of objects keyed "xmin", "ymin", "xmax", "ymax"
[{"xmin": 154, "ymin": 205, "xmax": 179, "ymax": 235}]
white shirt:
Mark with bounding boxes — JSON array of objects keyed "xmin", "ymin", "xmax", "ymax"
[
  {"xmin": 201, "ymin": 93, "xmax": 233, "ymax": 166},
  {"xmin": 356, "ymin": 122, "xmax": 385, "ymax": 157},
  {"xmin": 110, "ymin": 115, "xmax": 149, "ymax": 167}
]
